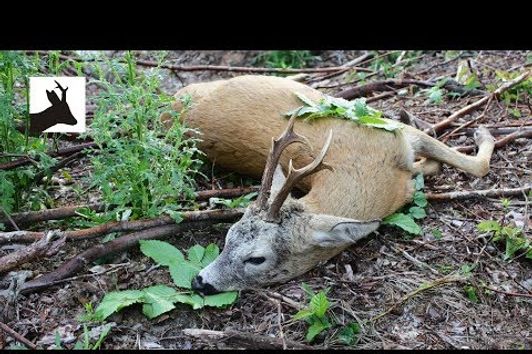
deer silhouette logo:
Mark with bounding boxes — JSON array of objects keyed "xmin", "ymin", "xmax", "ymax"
[{"xmin": 29, "ymin": 79, "xmax": 84, "ymax": 135}]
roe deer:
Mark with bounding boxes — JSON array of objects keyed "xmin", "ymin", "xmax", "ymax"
[
  {"xmin": 163, "ymin": 75, "xmax": 495, "ymax": 294},
  {"xmin": 29, "ymin": 80, "xmax": 77, "ymax": 135}
]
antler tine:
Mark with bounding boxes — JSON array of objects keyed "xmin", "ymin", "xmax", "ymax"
[
  {"xmin": 265, "ymin": 129, "xmax": 334, "ymax": 222},
  {"xmin": 54, "ymin": 80, "xmax": 68, "ymax": 101},
  {"xmin": 256, "ymin": 111, "xmax": 312, "ymax": 210}
]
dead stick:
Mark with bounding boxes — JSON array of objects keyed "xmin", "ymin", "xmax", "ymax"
[
  {"xmin": 0, "ymin": 142, "xmax": 97, "ymax": 170},
  {"xmin": 19, "ymin": 211, "xmax": 242, "ymax": 294},
  {"xmin": 0, "ymin": 233, "xmax": 66, "ymax": 274},
  {"xmin": 182, "ymin": 329, "xmax": 315, "ymax": 350},
  {"xmin": 426, "ymin": 185, "xmax": 531, "ymax": 201},
  {"xmin": 0, "ymin": 322, "xmax": 37, "ymax": 350},
  {"xmin": 483, "ymin": 286, "xmax": 532, "ymax": 299},
  {"xmin": 135, "ymin": 59, "xmax": 373, "ymax": 74},
  {"xmin": 425, "ymin": 71, "xmax": 530, "ymax": 135},
  {"xmin": 457, "ymin": 129, "xmax": 532, "ymax": 154},
  {"xmin": 0, "ymin": 186, "xmax": 258, "ymax": 226},
  {"xmin": 0, "ymin": 208, "xmax": 244, "ymax": 244}
]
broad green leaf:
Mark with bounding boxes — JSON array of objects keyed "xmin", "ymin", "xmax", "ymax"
[
  {"xmin": 201, "ymin": 243, "xmax": 220, "ymax": 267},
  {"xmin": 294, "ymin": 92, "xmax": 318, "ymax": 107},
  {"xmin": 383, "ymin": 213, "xmax": 422, "ymax": 235},
  {"xmin": 165, "ymin": 210, "xmax": 184, "ymax": 223},
  {"xmin": 293, "ymin": 308, "xmax": 314, "ymax": 321},
  {"xmin": 477, "ymin": 220, "xmax": 501, "ymax": 234},
  {"xmin": 169, "ymin": 261, "xmax": 201, "ymax": 289},
  {"xmin": 204, "ymin": 291, "xmax": 238, "ymax": 308},
  {"xmin": 94, "ymin": 290, "xmax": 144, "ymax": 321},
  {"xmin": 357, "ymin": 115, "xmax": 401, "ymax": 131},
  {"xmin": 310, "ymin": 291, "xmax": 329, "ymax": 319},
  {"xmin": 463, "ymin": 285, "xmax": 479, "ymax": 303},
  {"xmin": 414, "ymin": 174, "xmax": 424, "ymax": 190},
  {"xmin": 413, "ymin": 191, "xmax": 428, "ymax": 208},
  {"xmin": 141, "ymin": 285, "xmax": 178, "ymax": 319},
  {"xmin": 187, "ymin": 245, "xmax": 205, "ymax": 266},
  {"xmin": 504, "ymin": 235, "xmax": 527, "ymax": 260},
  {"xmin": 306, "ymin": 320, "xmax": 330, "ymax": 342},
  {"xmin": 139, "ymin": 240, "xmax": 184, "ymax": 266},
  {"xmin": 409, "ymin": 206, "xmax": 427, "ymax": 219}
]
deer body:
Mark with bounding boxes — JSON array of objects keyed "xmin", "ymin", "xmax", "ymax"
[{"xmin": 166, "ymin": 75, "xmax": 495, "ymax": 293}]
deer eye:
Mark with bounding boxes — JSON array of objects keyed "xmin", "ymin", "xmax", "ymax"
[{"xmin": 244, "ymin": 257, "xmax": 266, "ymax": 265}]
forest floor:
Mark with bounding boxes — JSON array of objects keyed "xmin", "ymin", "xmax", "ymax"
[{"xmin": 0, "ymin": 50, "xmax": 530, "ymax": 349}]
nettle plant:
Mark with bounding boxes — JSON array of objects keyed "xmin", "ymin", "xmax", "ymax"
[
  {"xmin": 93, "ymin": 241, "xmax": 238, "ymax": 321},
  {"xmin": 86, "ymin": 52, "xmax": 203, "ymax": 220}
]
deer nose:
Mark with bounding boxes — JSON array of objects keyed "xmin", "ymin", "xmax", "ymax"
[{"xmin": 191, "ymin": 275, "xmax": 219, "ymax": 295}]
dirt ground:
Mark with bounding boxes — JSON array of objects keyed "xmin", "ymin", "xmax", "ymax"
[{"xmin": 0, "ymin": 50, "xmax": 530, "ymax": 349}]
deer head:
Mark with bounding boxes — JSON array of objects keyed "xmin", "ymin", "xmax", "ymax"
[
  {"xmin": 29, "ymin": 80, "xmax": 77, "ymax": 134},
  {"xmin": 192, "ymin": 113, "xmax": 380, "ymax": 294}
]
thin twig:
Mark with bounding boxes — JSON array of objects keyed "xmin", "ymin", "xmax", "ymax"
[
  {"xmin": 425, "ymin": 71, "xmax": 529, "ymax": 135},
  {"xmin": 483, "ymin": 285, "xmax": 532, "ymax": 298},
  {"xmin": 426, "ymin": 185, "xmax": 531, "ymax": 201},
  {"xmin": 0, "ymin": 321, "xmax": 37, "ymax": 350}
]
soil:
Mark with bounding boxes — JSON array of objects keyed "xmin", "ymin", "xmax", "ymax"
[{"xmin": 0, "ymin": 50, "xmax": 530, "ymax": 350}]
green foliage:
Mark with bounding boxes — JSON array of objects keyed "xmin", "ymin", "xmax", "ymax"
[
  {"xmin": 293, "ymin": 285, "xmax": 332, "ymax": 342},
  {"xmin": 426, "ymin": 86, "xmax": 444, "ymax": 105},
  {"xmin": 210, "ymin": 192, "xmax": 258, "ymax": 209},
  {"xmin": 368, "ymin": 50, "xmax": 422, "ymax": 79},
  {"xmin": 338, "ymin": 322, "xmax": 360, "ymax": 346},
  {"xmin": 477, "ymin": 219, "xmax": 530, "ymax": 260},
  {"xmin": 87, "ymin": 51, "xmax": 203, "ymax": 220},
  {"xmin": 93, "ymin": 241, "xmax": 237, "ymax": 321},
  {"xmin": 253, "ymin": 50, "xmax": 316, "ymax": 69},
  {"xmin": 383, "ymin": 174, "xmax": 427, "ymax": 235},
  {"xmin": 0, "ymin": 51, "xmax": 60, "ymax": 213},
  {"xmin": 493, "ymin": 70, "xmax": 532, "ymax": 105},
  {"xmin": 463, "ymin": 284, "xmax": 479, "ymax": 303},
  {"xmin": 285, "ymin": 93, "xmax": 401, "ymax": 132}
]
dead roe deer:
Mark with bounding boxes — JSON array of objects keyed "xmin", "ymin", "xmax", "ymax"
[{"xmin": 163, "ymin": 75, "xmax": 495, "ymax": 294}]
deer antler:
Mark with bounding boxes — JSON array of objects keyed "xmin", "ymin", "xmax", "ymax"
[
  {"xmin": 255, "ymin": 111, "xmax": 312, "ymax": 211},
  {"xmin": 265, "ymin": 129, "xmax": 334, "ymax": 223},
  {"xmin": 54, "ymin": 80, "xmax": 68, "ymax": 102}
]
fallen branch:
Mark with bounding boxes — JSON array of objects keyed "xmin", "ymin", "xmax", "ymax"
[
  {"xmin": 0, "ymin": 142, "xmax": 97, "ymax": 171},
  {"xmin": 182, "ymin": 328, "xmax": 315, "ymax": 350},
  {"xmin": 335, "ymin": 78, "xmax": 485, "ymax": 100},
  {"xmin": 456, "ymin": 129, "xmax": 532, "ymax": 154},
  {"xmin": 0, "ymin": 208, "xmax": 244, "ymax": 244},
  {"xmin": 135, "ymin": 59, "xmax": 372, "ymax": 74},
  {"xmin": 483, "ymin": 285, "xmax": 532, "ymax": 299},
  {"xmin": 0, "ymin": 186, "xmax": 258, "ymax": 227},
  {"xmin": 426, "ymin": 185, "xmax": 531, "ymax": 202},
  {"xmin": 19, "ymin": 210, "xmax": 243, "ymax": 294},
  {"xmin": 0, "ymin": 321, "xmax": 37, "ymax": 350},
  {"xmin": 425, "ymin": 71, "xmax": 530, "ymax": 135},
  {"xmin": 0, "ymin": 232, "xmax": 66, "ymax": 274}
]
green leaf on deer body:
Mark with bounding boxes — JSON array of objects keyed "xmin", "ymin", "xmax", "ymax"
[
  {"xmin": 139, "ymin": 240, "xmax": 185, "ymax": 266},
  {"xmin": 94, "ymin": 290, "xmax": 144, "ymax": 321},
  {"xmin": 383, "ymin": 213, "xmax": 422, "ymax": 235}
]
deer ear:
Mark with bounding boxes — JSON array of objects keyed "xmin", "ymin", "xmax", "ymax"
[
  {"xmin": 310, "ymin": 214, "xmax": 380, "ymax": 248},
  {"xmin": 46, "ymin": 90, "xmax": 60, "ymax": 105},
  {"xmin": 269, "ymin": 164, "xmax": 288, "ymax": 202}
]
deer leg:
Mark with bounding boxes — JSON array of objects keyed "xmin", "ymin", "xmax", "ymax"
[
  {"xmin": 412, "ymin": 158, "xmax": 441, "ymax": 176},
  {"xmin": 406, "ymin": 126, "xmax": 495, "ymax": 178}
]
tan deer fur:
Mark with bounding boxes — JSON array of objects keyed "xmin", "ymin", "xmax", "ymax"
[{"xmin": 165, "ymin": 75, "xmax": 494, "ymax": 221}]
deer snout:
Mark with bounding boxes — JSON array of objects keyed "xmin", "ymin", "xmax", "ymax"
[{"xmin": 191, "ymin": 275, "xmax": 220, "ymax": 295}]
